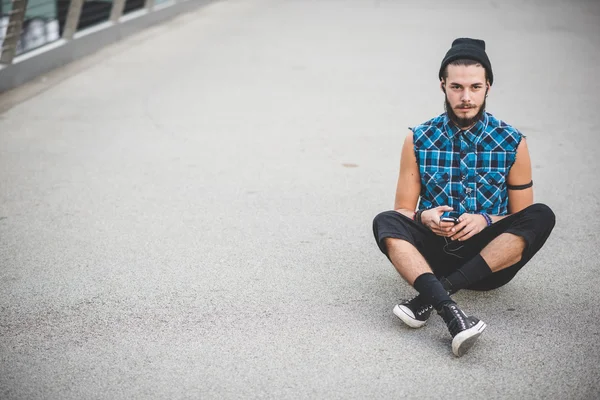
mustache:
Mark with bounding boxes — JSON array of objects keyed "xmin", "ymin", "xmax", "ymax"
[
  {"xmin": 445, "ymin": 95, "xmax": 486, "ymax": 128},
  {"xmin": 456, "ymin": 104, "xmax": 476, "ymax": 109}
]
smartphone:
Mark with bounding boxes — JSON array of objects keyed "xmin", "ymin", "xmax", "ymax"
[{"xmin": 440, "ymin": 216, "xmax": 459, "ymax": 224}]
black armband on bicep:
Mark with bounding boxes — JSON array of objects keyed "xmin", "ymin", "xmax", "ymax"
[{"xmin": 507, "ymin": 180, "xmax": 533, "ymax": 190}]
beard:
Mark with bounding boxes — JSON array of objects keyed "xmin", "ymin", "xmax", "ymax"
[{"xmin": 445, "ymin": 94, "xmax": 487, "ymax": 129}]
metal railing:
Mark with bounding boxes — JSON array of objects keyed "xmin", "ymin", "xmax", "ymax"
[
  {"xmin": 0, "ymin": 0, "xmax": 212, "ymax": 92},
  {"xmin": 0, "ymin": 0, "xmax": 178, "ymax": 65},
  {"xmin": 1, "ymin": 0, "xmax": 30, "ymax": 64}
]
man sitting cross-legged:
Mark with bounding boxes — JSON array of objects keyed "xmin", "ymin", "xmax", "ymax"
[{"xmin": 372, "ymin": 38, "xmax": 555, "ymax": 357}]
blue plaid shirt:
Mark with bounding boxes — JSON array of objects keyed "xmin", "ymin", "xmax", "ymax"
[{"xmin": 411, "ymin": 112, "xmax": 523, "ymax": 216}]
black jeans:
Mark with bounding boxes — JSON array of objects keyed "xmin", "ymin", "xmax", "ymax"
[{"xmin": 372, "ymin": 203, "xmax": 556, "ymax": 290}]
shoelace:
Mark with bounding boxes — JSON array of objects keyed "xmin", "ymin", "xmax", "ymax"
[
  {"xmin": 416, "ymin": 303, "xmax": 433, "ymax": 316},
  {"xmin": 447, "ymin": 304, "xmax": 469, "ymax": 331},
  {"xmin": 405, "ymin": 295, "xmax": 433, "ymax": 317}
]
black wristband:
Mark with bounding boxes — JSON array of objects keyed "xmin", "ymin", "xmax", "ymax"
[
  {"xmin": 415, "ymin": 209, "xmax": 424, "ymax": 224},
  {"xmin": 507, "ymin": 180, "xmax": 533, "ymax": 190}
]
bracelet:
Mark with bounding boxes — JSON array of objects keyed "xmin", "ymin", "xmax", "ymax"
[
  {"xmin": 415, "ymin": 209, "xmax": 425, "ymax": 224},
  {"xmin": 480, "ymin": 213, "xmax": 492, "ymax": 227},
  {"xmin": 413, "ymin": 209, "xmax": 422, "ymax": 224}
]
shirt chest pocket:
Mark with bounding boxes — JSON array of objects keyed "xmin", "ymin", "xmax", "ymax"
[
  {"xmin": 476, "ymin": 170, "xmax": 506, "ymax": 210},
  {"xmin": 422, "ymin": 169, "xmax": 450, "ymax": 205}
]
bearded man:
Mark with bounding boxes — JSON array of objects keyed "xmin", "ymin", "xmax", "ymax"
[{"xmin": 372, "ymin": 38, "xmax": 555, "ymax": 357}]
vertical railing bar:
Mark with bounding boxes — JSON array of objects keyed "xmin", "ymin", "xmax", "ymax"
[
  {"xmin": 110, "ymin": 0, "xmax": 127, "ymax": 22},
  {"xmin": 62, "ymin": 0, "xmax": 84, "ymax": 40},
  {"xmin": 0, "ymin": 0, "xmax": 29, "ymax": 65},
  {"xmin": 144, "ymin": 0, "xmax": 155, "ymax": 11}
]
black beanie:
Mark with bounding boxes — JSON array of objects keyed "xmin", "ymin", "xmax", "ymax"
[{"xmin": 439, "ymin": 38, "xmax": 493, "ymax": 85}]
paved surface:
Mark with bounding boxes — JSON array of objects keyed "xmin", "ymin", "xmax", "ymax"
[{"xmin": 1, "ymin": 0, "xmax": 600, "ymax": 398}]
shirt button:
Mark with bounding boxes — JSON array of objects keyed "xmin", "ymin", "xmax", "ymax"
[
  {"xmin": 461, "ymin": 175, "xmax": 466, "ymax": 180},
  {"xmin": 465, "ymin": 188, "xmax": 472, "ymax": 194}
]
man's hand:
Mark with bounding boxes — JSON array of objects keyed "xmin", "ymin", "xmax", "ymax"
[
  {"xmin": 421, "ymin": 206, "xmax": 456, "ymax": 237},
  {"xmin": 450, "ymin": 213, "xmax": 489, "ymax": 241}
]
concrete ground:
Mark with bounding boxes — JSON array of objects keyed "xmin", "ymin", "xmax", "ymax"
[{"xmin": 1, "ymin": 0, "xmax": 599, "ymax": 398}]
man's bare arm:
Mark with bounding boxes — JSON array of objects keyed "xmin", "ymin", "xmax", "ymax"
[
  {"xmin": 393, "ymin": 131, "xmax": 421, "ymax": 218},
  {"xmin": 478, "ymin": 137, "xmax": 533, "ymax": 225},
  {"xmin": 506, "ymin": 138, "xmax": 534, "ymax": 215},
  {"xmin": 395, "ymin": 131, "xmax": 454, "ymax": 236}
]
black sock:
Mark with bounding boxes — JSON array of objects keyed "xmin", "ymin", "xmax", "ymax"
[
  {"xmin": 444, "ymin": 254, "xmax": 492, "ymax": 292},
  {"xmin": 413, "ymin": 273, "xmax": 454, "ymax": 311}
]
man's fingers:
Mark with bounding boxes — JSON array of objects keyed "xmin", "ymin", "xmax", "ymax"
[
  {"xmin": 446, "ymin": 214, "xmax": 485, "ymax": 241},
  {"xmin": 456, "ymin": 224, "xmax": 480, "ymax": 241},
  {"xmin": 451, "ymin": 223, "xmax": 470, "ymax": 241},
  {"xmin": 430, "ymin": 226, "xmax": 443, "ymax": 234},
  {"xmin": 458, "ymin": 230, "xmax": 475, "ymax": 241},
  {"xmin": 435, "ymin": 225, "xmax": 454, "ymax": 236},
  {"xmin": 430, "ymin": 225, "xmax": 451, "ymax": 236},
  {"xmin": 457, "ymin": 228, "xmax": 471, "ymax": 241},
  {"xmin": 454, "ymin": 220, "xmax": 467, "ymax": 230}
]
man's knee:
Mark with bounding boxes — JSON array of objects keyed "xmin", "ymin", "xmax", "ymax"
[
  {"xmin": 372, "ymin": 210, "xmax": 417, "ymax": 256},
  {"xmin": 373, "ymin": 210, "xmax": 404, "ymax": 238},
  {"xmin": 524, "ymin": 203, "xmax": 556, "ymax": 232},
  {"xmin": 373, "ymin": 210, "xmax": 400, "ymax": 229},
  {"xmin": 503, "ymin": 203, "xmax": 555, "ymax": 268}
]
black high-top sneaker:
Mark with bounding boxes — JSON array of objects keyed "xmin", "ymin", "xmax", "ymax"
[
  {"xmin": 438, "ymin": 303, "xmax": 486, "ymax": 357},
  {"xmin": 393, "ymin": 278, "xmax": 455, "ymax": 329},
  {"xmin": 393, "ymin": 295, "xmax": 433, "ymax": 328}
]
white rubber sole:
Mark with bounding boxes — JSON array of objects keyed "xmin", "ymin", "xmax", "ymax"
[
  {"xmin": 452, "ymin": 320, "xmax": 487, "ymax": 357},
  {"xmin": 393, "ymin": 304, "xmax": 427, "ymax": 329}
]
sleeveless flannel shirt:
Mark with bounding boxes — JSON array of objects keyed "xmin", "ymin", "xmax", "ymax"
[{"xmin": 411, "ymin": 112, "xmax": 523, "ymax": 216}]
